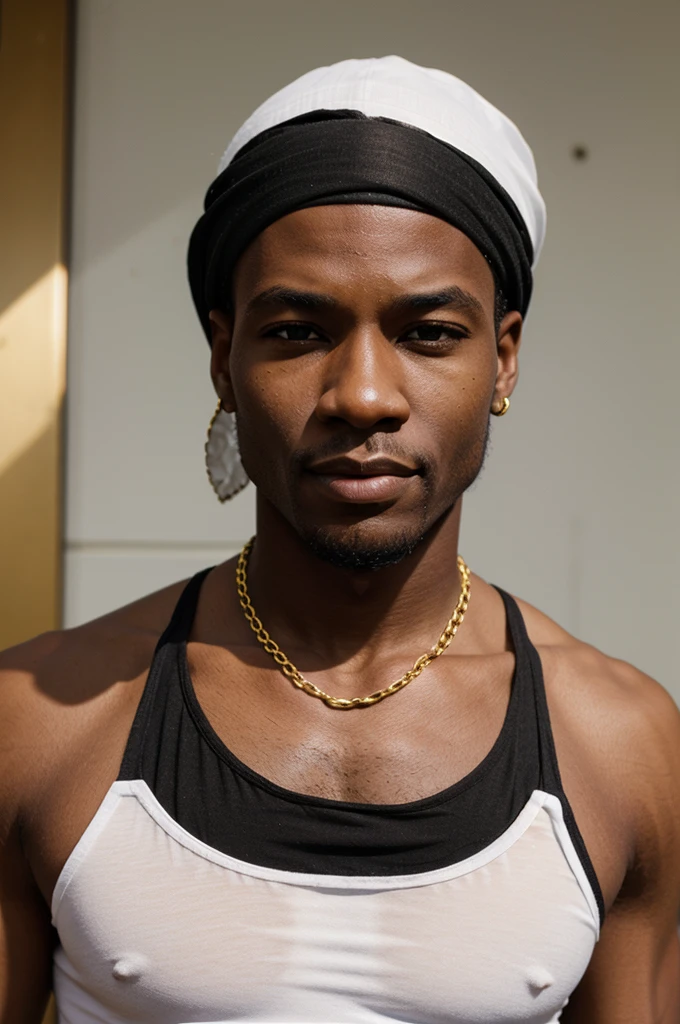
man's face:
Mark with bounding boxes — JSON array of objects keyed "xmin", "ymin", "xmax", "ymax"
[{"xmin": 210, "ymin": 205, "xmax": 521, "ymax": 569}]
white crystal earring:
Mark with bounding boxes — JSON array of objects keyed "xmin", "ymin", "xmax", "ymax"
[{"xmin": 205, "ymin": 401, "xmax": 249, "ymax": 501}]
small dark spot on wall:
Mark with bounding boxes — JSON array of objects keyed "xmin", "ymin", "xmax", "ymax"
[{"xmin": 571, "ymin": 145, "xmax": 589, "ymax": 162}]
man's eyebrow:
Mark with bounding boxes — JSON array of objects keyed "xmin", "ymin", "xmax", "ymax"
[
  {"xmin": 245, "ymin": 286, "xmax": 340, "ymax": 315},
  {"xmin": 244, "ymin": 284, "xmax": 485, "ymax": 320},
  {"xmin": 390, "ymin": 287, "xmax": 484, "ymax": 317}
]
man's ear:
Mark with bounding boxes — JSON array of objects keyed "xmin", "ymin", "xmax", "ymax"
[
  {"xmin": 493, "ymin": 310, "xmax": 522, "ymax": 408},
  {"xmin": 209, "ymin": 309, "xmax": 236, "ymax": 413}
]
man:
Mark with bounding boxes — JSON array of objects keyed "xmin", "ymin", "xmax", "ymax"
[{"xmin": 1, "ymin": 56, "xmax": 679, "ymax": 1024}]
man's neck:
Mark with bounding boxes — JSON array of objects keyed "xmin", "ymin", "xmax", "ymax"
[{"xmin": 243, "ymin": 497, "xmax": 466, "ymax": 671}]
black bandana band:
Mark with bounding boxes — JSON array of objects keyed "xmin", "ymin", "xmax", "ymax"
[{"xmin": 188, "ymin": 112, "xmax": 534, "ymax": 341}]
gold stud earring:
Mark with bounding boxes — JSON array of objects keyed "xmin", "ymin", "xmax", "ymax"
[{"xmin": 491, "ymin": 396, "xmax": 510, "ymax": 416}]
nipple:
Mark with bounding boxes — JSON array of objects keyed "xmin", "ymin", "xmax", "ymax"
[
  {"xmin": 112, "ymin": 954, "xmax": 147, "ymax": 983},
  {"xmin": 526, "ymin": 965, "xmax": 554, "ymax": 994}
]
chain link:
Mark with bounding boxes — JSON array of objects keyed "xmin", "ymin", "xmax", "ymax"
[{"xmin": 235, "ymin": 537, "xmax": 471, "ymax": 710}]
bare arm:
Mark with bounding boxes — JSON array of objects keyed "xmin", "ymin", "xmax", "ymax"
[
  {"xmin": 0, "ymin": 644, "xmax": 57, "ymax": 1023},
  {"xmin": 0, "ymin": 819, "xmax": 54, "ymax": 1023},
  {"xmin": 562, "ymin": 673, "xmax": 680, "ymax": 1023}
]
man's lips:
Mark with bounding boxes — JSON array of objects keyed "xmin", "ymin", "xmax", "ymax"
[
  {"xmin": 304, "ymin": 455, "xmax": 420, "ymax": 503},
  {"xmin": 306, "ymin": 455, "xmax": 419, "ymax": 477}
]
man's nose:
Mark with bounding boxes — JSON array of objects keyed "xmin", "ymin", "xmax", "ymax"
[{"xmin": 314, "ymin": 330, "xmax": 410, "ymax": 429}]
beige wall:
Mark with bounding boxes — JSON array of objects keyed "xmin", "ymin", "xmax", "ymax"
[{"xmin": 65, "ymin": 0, "xmax": 679, "ymax": 698}]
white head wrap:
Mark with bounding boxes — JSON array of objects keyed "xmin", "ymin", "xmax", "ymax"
[{"xmin": 218, "ymin": 55, "xmax": 545, "ymax": 263}]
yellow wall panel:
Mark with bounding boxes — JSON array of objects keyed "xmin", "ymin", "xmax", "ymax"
[{"xmin": 0, "ymin": 0, "xmax": 70, "ymax": 652}]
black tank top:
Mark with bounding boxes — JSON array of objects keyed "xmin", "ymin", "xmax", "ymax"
[{"xmin": 119, "ymin": 569, "xmax": 604, "ymax": 926}]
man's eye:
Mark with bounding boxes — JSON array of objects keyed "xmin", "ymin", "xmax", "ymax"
[
  {"xmin": 402, "ymin": 324, "xmax": 466, "ymax": 343},
  {"xmin": 268, "ymin": 324, "xmax": 322, "ymax": 342}
]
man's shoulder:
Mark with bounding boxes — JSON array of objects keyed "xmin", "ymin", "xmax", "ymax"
[
  {"xmin": 514, "ymin": 590, "xmax": 678, "ymax": 737},
  {"xmin": 514, "ymin": 592, "xmax": 679, "ymax": 842},
  {"xmin": 0, "ymin": 576, "xmax": 189, "ymax": 695},
  {"xmin": 0, "ymin": 579, "xmax": 190, "ymax": 811}
]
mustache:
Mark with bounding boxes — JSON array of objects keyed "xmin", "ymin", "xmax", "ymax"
[{"xmin": 292, "ymin": 433, "xmax": 434, "ymax": 476}]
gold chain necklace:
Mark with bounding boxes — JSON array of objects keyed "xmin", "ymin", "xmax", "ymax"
[{"xmin": 235, "ymin": 536, "xmax": 471, "ymax": 710}]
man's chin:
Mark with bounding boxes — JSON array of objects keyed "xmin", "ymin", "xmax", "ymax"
[{"xmin": 300, "ymin": 524, "xmax": 427, "ymax": 572}]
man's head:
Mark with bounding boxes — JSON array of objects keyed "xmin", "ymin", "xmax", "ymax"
[
  {"xmin": 209, "ymin": 204, "xmax": 521, "ymax": 569},
  {"xmin": 190, "ymin": 57, "xmax": 544, "ymax": 568}
]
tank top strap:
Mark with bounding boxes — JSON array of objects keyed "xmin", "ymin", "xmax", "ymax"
[
  {"xmin": 492, "ymin": 585, "xmax": 605, "ymax": 924},
  {"xmin": 492, "ymin": 585, "xmax": 561, "ymax": 793},
  {"xmin": 156, "ymin": 567, "xmax": 214, "ymax": 646},
  {"xmin": 118, "ymin": 568, "xmax": 213, "ymax": 781}
]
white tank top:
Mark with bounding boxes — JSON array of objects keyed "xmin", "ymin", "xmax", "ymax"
[{"xmin": 51, "ymin": 573, "xmax": 602, "ymax": 1023}]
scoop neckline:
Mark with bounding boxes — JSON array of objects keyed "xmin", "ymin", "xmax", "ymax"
[{"xmin": 176, "ymin": 601, "xmax": 523, "ymax": 815}]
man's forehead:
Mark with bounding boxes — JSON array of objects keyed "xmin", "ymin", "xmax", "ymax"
[
  {"xmin": 238, "ymin": 204, "xmax": 493, "ymax": 271},
  {"xmin": 233, "ymin": 208, "xmax": 494, "ymax": 306}
]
